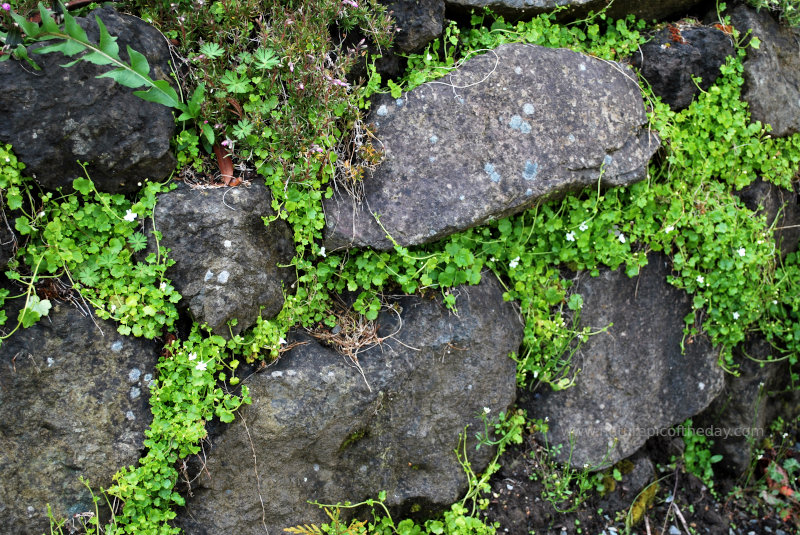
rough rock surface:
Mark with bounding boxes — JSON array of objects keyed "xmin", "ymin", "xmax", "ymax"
[
  {"xmin": 176, "ymin": 275, "xmax": 522, "ymax": 534},
  {"xmin": 445, "ymin": 0, "xmax": 706, "ymax": 22},
  {"xmin": 0, "ymin": 301, "xmax": 157, "ymax": 534},
  {"xmin": 324, "ymin": 44, "xmax": 658, "ymax": 251},
  {"xmin": 734, "ymin": 178, "xmax": 800, "ymax": 258},
  {"xmin": 596, "ymin": 453, "xmax": 655, "ymax": 514},
  {"xmin": 380, "ymin": 0, "xmax": 445, "ymax": 53},
  {"xmin": 151, "ymin": 182, "xmax": 294, "ymax": 337},
  {"xmin": 0, "ymin": 7, "xmax": 176, "ymax": 193},
  {"xmin": 519, "ymin": 254, "xmax": 725, "ymax": 468},
  {"xmin": 631, "ymin": 24, "xmax": 734, "ymax": 111},
  {"xmin": 727, "ymin": 4, "xmax": 800, "ymax": 137},
  {"xmin": 694, "ymin": 337, "xmax": 786, "ymax": 485},
  {"xmin": 0, "ymin": 218, "xmax": 15, "ymax": 272}
]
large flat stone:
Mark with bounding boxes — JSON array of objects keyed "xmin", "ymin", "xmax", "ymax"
[
  {"xmin": 0, "ymin": 302, "xmax": 157, "ymax": 533},
  {"xmin": 520, "ymin": 254, "xmax": 725, "ymax": 468},
  {"xmin": 324, "ymin": 43, "xmax": 658, "ymax": 251},
  {"xmin": 176, "ymin": 275, "xmax": 522, "ymax": 533}
]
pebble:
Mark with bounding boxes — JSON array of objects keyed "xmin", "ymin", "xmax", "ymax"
[{"xmin": 669, "ymin": 527, "xmax": 681, "ymax": 535}]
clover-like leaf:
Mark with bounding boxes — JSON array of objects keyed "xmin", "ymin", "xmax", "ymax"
[{"xmin": 19, "ymin": 295, "xmax": 51, "ymax": 328}]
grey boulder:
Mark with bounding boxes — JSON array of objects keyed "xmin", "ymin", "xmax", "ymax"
[
  {"xmin": 176, "ymin": 274, "xmax": 522, "ymax": 534},
  {"xmin": 734, "ymin": 178, "xmax": 800, "ymax": 257},
  {"xmin": 0, "ymin": 301, "xmax": 157, "ymax": 534},
  {"xmin": 694, "ymin": 337, "xmax": 787, "ymax": 485},
  {"xmin": 520, "ymin": 254, "xmax": 725, "ymax": 468},
  {"xmin": 150, "ymin": 182, "xmax": 295, "ymax": 337},
  {"xmin": 380, "ymin": 0, "xmax": 445, "ymax": 53},
  {"xmin": 728, "ymin": 4, "xmax": 800, "ymax": 137},
  {"xmin": 631, "ymin": 24, "xmax": 734, "ymax": 111},
  {"xmin": 324, "ymin": 43, "xmax": 658, "ymax": 251},
  {"xmin": 0, "ymin": 7, "xmax": 176, "ymax": 193}
]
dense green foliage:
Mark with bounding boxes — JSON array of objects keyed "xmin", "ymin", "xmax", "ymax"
[
  {"xmin": 1, "ymin": 1, "xmax": 800, "ymax": 533},
  {"xmin": 748, "ymin": 0, "xmax": 800, "ymax": 26}
]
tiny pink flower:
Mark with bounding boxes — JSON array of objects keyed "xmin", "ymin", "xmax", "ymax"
[
  {"xmin": 342, "ymin": 0, "xmax": 358, "ymax": 7},
  {"xmin": 288, "ymin": 61, "xmax": 294, "ymax": 73},
  {"xmin": 1, "ymin": 3, "xmax": 11, "ymax": 11}
]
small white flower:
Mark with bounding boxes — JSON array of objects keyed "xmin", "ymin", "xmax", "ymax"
[
  {"xmin": 188, "ymin": 352, "xmax": 197, "ymax": 360},
  {"xmin": 509, "ymin": 256, "xmax": 520, "ymax": 269},
  {"xmin": 737, "ymin": 247, "xmax": 746, "ymax": 257},
  {"xmin": 279, "ymin": 337, "xmax": 287, "ymax": 345},
  {"xmin": 195, "ymin": 360, "xmax": 208, "ymax": 371},
  {"xmin": 565, "ymin": 231, "xmax": 576, "ymax": 242},
  {"xmin": 483, "ymin": 407, "xmax": 491, "ymax": 414},
  {"xmin": 159, "ymin": 281, "xmax": 167, "ymax": 291},
  {"xmin": 319, "ymin": 246, "xmax": 326, "ymax": 257},
  {"xmin": 110, "ymin": 304, "xmax": 117, "ymax": 313},
  {"xmin": 4, "ymin": 157, "xmax": 9, "ymax": 163},
  {"xmin": 733, "ymin": 311, "xmax": 740, "ymax": 320},
  {"xmin": 123, "ymin": 209, "xmax": 137, "ymax": 222},
  {"xmin": 489, "ymin": 256, "xmax": 496, "ymax": 262},
  {"xmin": 618, "ymin": 233, "xmax": 626, "ymax": 244},
  {"xmin": 664, "ymin": 225, "xmax": 674, "ymax": 233},
  {"xmin": 773, "ymin": 300, "xmax": 778, "ymax": 305},
  {"xmin": 696, "ymin": 275, "xmax": 704, "ymax": 284},
  {"xmin": 579, "ymin": 221, "xmax": 589, "ymax": 232},
  {"xmin": 426, "ymin": 53, "xmax": 433, "ymax": 61}
]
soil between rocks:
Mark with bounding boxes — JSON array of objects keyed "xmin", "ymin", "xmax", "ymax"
[{"xmin": 482, "ymin": 433, "xmax": 797, "ymax": 535}]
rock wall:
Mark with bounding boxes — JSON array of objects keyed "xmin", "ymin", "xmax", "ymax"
[{"xmin": 0, "ymin": 2, "xmax": 799, "ymax": 533}]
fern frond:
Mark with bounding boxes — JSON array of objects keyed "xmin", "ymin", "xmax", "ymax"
[{"xmin": 9, "ymin": 2, "xmax": 185, "ymax": 112}]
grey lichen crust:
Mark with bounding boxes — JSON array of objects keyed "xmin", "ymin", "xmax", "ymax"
[{"xmin": 324, "ymin": 43, "xmax": 659, "ymax": 251}]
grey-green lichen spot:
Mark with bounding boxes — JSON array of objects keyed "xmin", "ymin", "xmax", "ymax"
[
  {"xmin": 523, "ymin": 161, "xmax": 539, "ymax": 181},
  {"xmin": 429, "ymin": 135, "xmax": 439, "ymax": 144},
  {"xmin": 508, "ymin": 114, "xmax": 531, "ymax": 134},
  {"xmin": 523, "ymin": 103, "xmax": 535, "ymax": 115},
  {"xmin": 377, "ymin": 104, "xmax": 389, "ymax": 117},
  {"xmin": 484, "ymin": 162, "xmax": 501, "ymax": 183}
]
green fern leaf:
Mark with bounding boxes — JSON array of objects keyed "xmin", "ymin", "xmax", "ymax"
[
  {"xmin": 13, "ymin": 2, "xmax": 185, "ymax": 112},
  {"xmin": 9, "ymin": 9, "xmax": 41, "ymax": 38},
  {"xmin": 38, "ymin": 4, "xmax": 60, "ymax": 34},
  {"xmin": 63, "ymin": 9, "xmax": 89, "ymax": 44},
  {"xmin": 98, "ymin": 66, "xmax": 145, "ymax": 88},
  {"xmin": 134, "ymin": 79, "xmax": 182, "ymax": 109},
  {"xmin": 127, "ymin": 46, "xmax": 151, "ymax": 77},
  {"xmin": 80, "ymin": 16, "xmax": 119, "ymax": 66}
]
